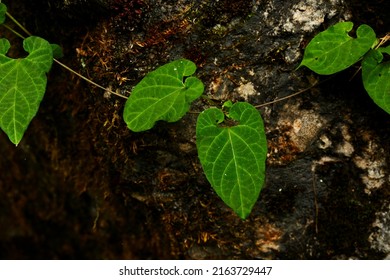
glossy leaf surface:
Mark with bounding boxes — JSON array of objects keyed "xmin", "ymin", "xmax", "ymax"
[
  {"xmin": 362, "ymin": 47, "xmax": 390, "ymax": 114},
  {"xmin": 0, "ymin": 36, "xmax": 53, "ymax": 145},
  {"xmin": 124, "ymin": 59, "xmax": 204, "ymax": 132},
  {"xmin": 196, "ymin": 102, "xmax": 267, "ymax": 219},
  {"xmin": 299, "ymin": 22, "xmax": 376, "ymax": 75}
]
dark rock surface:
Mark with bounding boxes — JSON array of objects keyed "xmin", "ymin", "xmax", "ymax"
[{"xmin": 0, "ymin": 0, "xmax": 389, "ymax": 259}]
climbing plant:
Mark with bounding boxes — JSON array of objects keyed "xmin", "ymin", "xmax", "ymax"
[
  {"xmin": 0, "ymin": 36, "xmax": 62, "ymax": 144},
  {"xmin": 0, "ymin": 3, "xmax": 267, "ymax": 219},
  {"xmin": 0, "ymin": 2, "xmax": 388, "ymax": 219},
  {"xmin": 196, "ymin": 101, "xmax": 267, "ymax": 219},
  {"xmin": 0, "ymin": 3, "xmax": 125, "ymax": 145},
  {"xmin": 299, "ymin": 21, "xmax": 390, "ymax": 114},
  {"xmin": 122, "ymin": 59, "xmax": 267, "ymax": 219}
]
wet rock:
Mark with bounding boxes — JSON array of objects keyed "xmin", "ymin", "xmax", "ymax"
[{"xmin": 369, "ymin": 203, "xmax": 390, "ymax": 259}]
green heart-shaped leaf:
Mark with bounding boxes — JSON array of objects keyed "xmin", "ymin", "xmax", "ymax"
[
  {"xmin": 123, "ymin": 59, "xmax": 204, "ymax": 132},
  {"xmin": 0, "ymin": 36, "xmax": 54, "ymax": 145},
  {"xmin": 299, "ymin": 22, "xmax": 377, "ymax": 75},
  {"xmin": 362, "ymin": 48, "xmax": 390, "ymax": 114},
  {"xmin": 196, "ymin": 102, "xmax": 267, "ymax": 219}
]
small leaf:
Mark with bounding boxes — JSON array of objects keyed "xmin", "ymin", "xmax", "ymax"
[
  {"xmin": 362, "ymin": 49, "xmax": 390, "ymax": 114},
  {"xmin": 222, "ymin": 100, "xmax": 233, "ymax": 110},
  {"xmin": 0, "ymin": 36, "xmax": 54, "ymax": 145},
  {"xmin": 196, "ymin": 102, "xmax": 267, "ymax": 219},
  {"xmin": 51, "ymin": 44, "xmax": 64, "ymax": 59},
  {"xmin": 378, "ymin": 45, "xmax": 390, "ymax": 56},
  {"xmin": 299, "ymin": 22, "xmax": 377, "ymax": 75},
  {"xmin": 124, "ymin": 59, "xmax": 204, "ymax": 132},
  {"xmin": 0, "ymin": 3, "xmax": 6, "ymax": 24}
]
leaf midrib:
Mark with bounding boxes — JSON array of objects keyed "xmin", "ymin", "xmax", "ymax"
[
  {"xmin": 227, "ymin": 128, "xmax": 244, "ymax": 215},
  {"xmin": 131, "ymin": 87, "xmax": 181, "ymax": 115}
]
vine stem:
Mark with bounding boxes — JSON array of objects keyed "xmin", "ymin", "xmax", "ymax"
[
  {"xmin": 53, "ymin": 58, "xmax": 128, "ymax": 99},
  {"xmin": 2, "ymin": 23, "xmax": 26, "ymax": 39},
  {"xmin": 4, "ymin": 11, "xmax": 128, "ymax": 100},
  {"xmin": 5, "ymin": 12, "xmax": 31, "ymax": 36},
  {"xmin": 187, "ymin": 78, "xmax": 329, "ymax": 114},
  {"xmin": 349, "ymin": 33, "xmax": 390, "ymax": 81},
  {"xmin": 255, "ymin": 78, "xmax": 331, "ymax": 108},
  {"xmin": 376, "ymin": 33, "xmax": 390, "ymax": 49}
]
